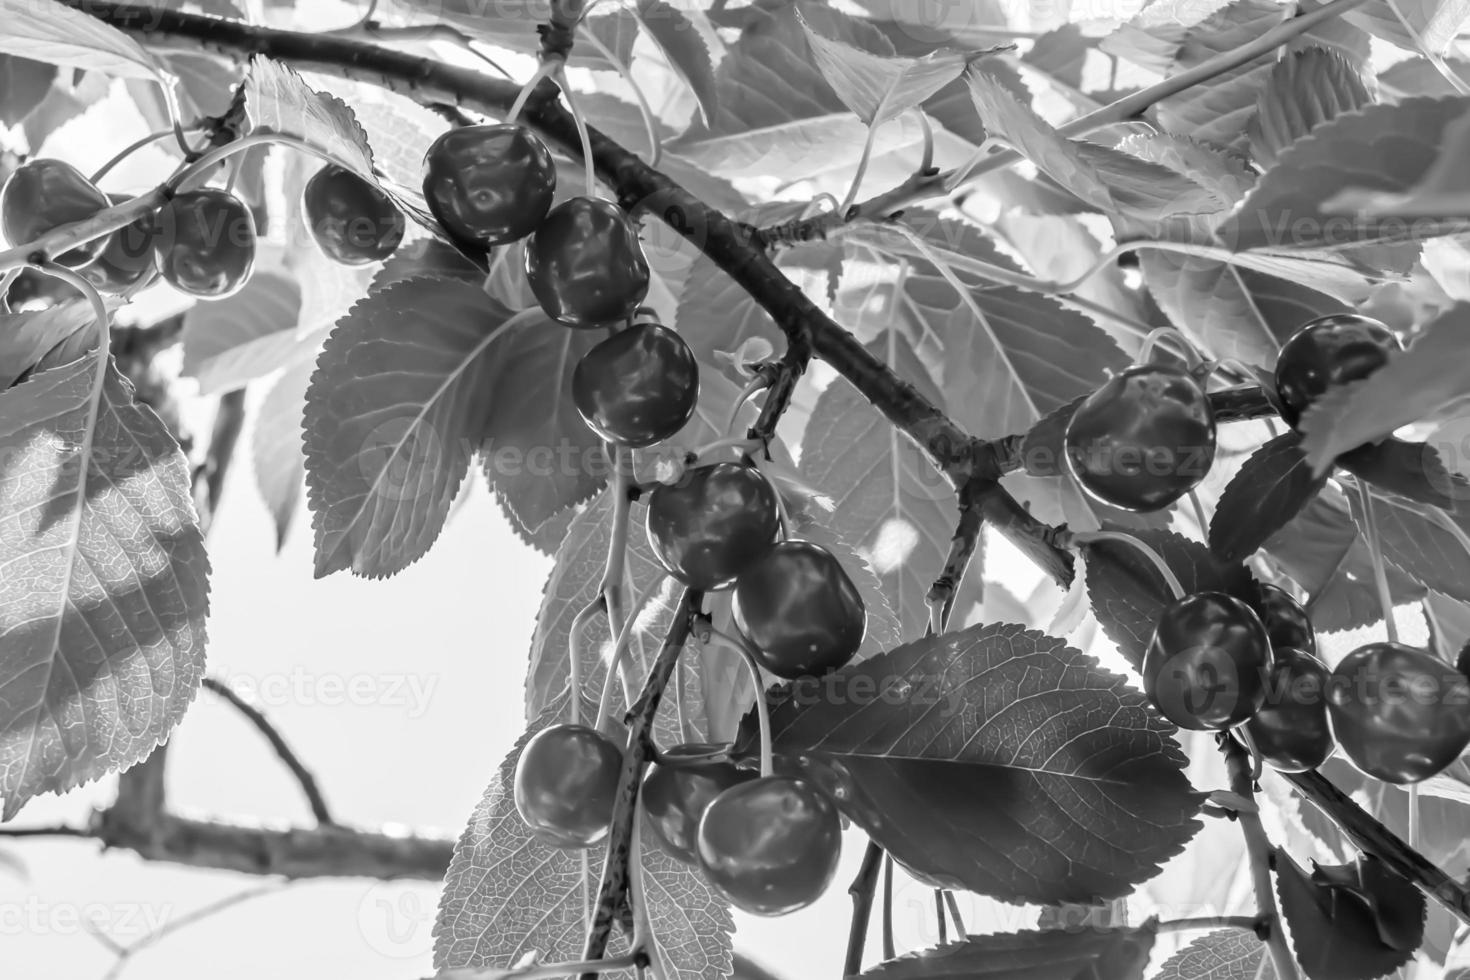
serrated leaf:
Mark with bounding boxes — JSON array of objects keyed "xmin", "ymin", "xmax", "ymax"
[
  {"xmin": 1275, "ymin": 850, "xmax": 1425, "ymax": 980},
  {"xmin": 1084, "ymin": 527, "xmax": 1258, "ymax": 671},
  {"xmin": 761, "ymin": 623, "xmax": 1202, "ymax": 903},
  {"xmin": 252, "ymin": 359, "xmax": 312, "ymax": 552},
  {"xmin": 0, "ymin": 349, "xmax": 208, "ymax": 820},
  {"xmin": 0, "ymin": 55, "xmax": 57, "ymax": 125},
  {"xmin": 245, "ymin": 57, "xmax": 374, "ymax": 181},
  {"xmin": 1338, "ymin": 438, "xmax": 1463, "ymax": 510},
  {"xmin": 670, "ymin": 112, "xmax": 924, "ymax": 181},
  {"xmin": 180, "ymin": 269, "xmax": 303, "ymax": 395},
  {"xmin": 1348, "ymin": 483, "xmax": 1470, "ymax": 602},
  {"xmin": 800, "ymin": 13, "xmax": 969, "ymax": 127},
  {"xmin": 1301, "ymin": 305, "xmax": 1470, "ymax": 471},
  {"xmin": 0, "ymin": 303, "xmax": 94, "ymax": 390},
  {"xmin": 478, "ymin": 322, "xmax": 603, "ymax": 536},
  {"xmin": 1345, "ymin": 0, "xmax": 1470, "ymax": 53},
  {"xmin": 433, "ymin": 709, "xmax": 734, "ymax": 978},
  {"xmin": 304, "ymin": 278, "xmax": 512, "ymax": 578},
  {"xmin": 1152, "ymin": 929, "xmax": 1276, "ymax": 979},
  {"xmin": 859, "ymin": 924, "xmax": 1158, "ymax": 979},
  {"xmin": 1024, "ymin": 24, "xmax": 1089, "ymax": 90},
  {"xmin": 0, "ymin": 0, "xmax": 164, "ymax": 80},
  {"xmin": 1324, "ymin": 107, "xmax": 1470, "ymax": 221},
  {"xmin": 1211, "ymin": 431, "xmax": 1328, "ymax": 562},
  {"xmin": 1379, "ymin": 57, "xmax": 1470, "ymax": 98},
  {"xmin": 799, "ymin": 331, "xmax": 958, "ymax": 635},
  {"xmin": 1219, "ymin": 96, "xmax": 1470, "ymax": 252},
  {"xmin": 1157, "ymin": 0, "xmax": 1290, "ymax": 148},
  {"xmin": 634, "ymin": 0, "xmax": 718, "ymax": 127},
  {"xmin": 1249, "ymin": 48, "xmax": 1374, "ymax": 169},
  {"xmin": 403, "ymin": 0, "xmax": 636, "ymax": 72}
]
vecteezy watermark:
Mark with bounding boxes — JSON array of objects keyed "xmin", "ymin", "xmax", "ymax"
[
  {"xmin": 356, "ymin": 881, "xmax": 438, "ymax": 959},
  {"xmin": 212, "ymin": 668, "xmax": 440, "ymax": 718},
  {"xmin": 787, "ymin": 671, "xmax": 967, "ymax": 717},
  {"xmin": 0, "ymin": 898, "xmax": 174, "ymax": 938}
]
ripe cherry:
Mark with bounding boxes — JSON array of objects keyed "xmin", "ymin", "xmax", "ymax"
[
  {"xmin": 572, "ymin": 322, "xmax": 698, "ymax": 447},
  {"xmin": 81, "ymin": 194, "xmax": 157, "ymax": 294},
  {"xmin": 1143, "ymin": 592, "xmax": 1271, "ymax": 731},
  {"xmin": 0, "ymin": 159, "xmax": 110, "ymax": 267},
  {"xmin": 1064, "ymin": 364, "xmax": 1217, "ymax": 512},
  {"xmin": 1256, "ymin": 583, "xmax": 1316, "ymax": 656},
  {"xmin": 152, "ymin": 188, "xmax": 256, "ymax": 298},
  {"xmin": 696, "ymin": 776, "xmax": 841, "ymax": 916},
  {"xmin": 646, "ymin": 462, "xmax": 780, "ymax": 590},
  {"xmin": 1244, "ymin": 647, "xmax": 1334, "ymax": 772},
  {"xmin": 303, "ymin": 165, "xmax": 404, "ymax": 265},
  {"xmin": 1326, "ymin": 642, "xmax": 1470, "ymax": 784},
  {"xmin": 734, "ymin": 541, "xmax": 865, "ymax": 680},
  {"xmin": 642, "ymin": 746, "xmax": 756, "ymax": 865},
  {"xmin": 422, "ymin": 124, "xmax": 555, "ymax": 247},
  {"xmin": 513, "ymin": 723, "xmax": 624, "ymax": 848},
  {"xmin": 525, "ymin": 197, "xmax": 650, "ymax": 328},
  {"xmin": 1274, "ymin": 314, "xmax": 1400, "ymax": 426}
]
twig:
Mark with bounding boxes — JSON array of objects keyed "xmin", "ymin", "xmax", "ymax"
[
  {"xmin": 201, "ymin": 677, "xmax": 333, "ymax": 826},
  {"xmin": 927, "ymin": 479, "xmax": 984, "ymax": 628},
  {"xmin": 881, "ymin": 854, "xmax": 895, "ymax": 960},
  {"xmin": 98, "ymin": 883, "xmax": 287, "ymax": 980},
  {"xmin": 1155, "ymin": 915, "xmax": 1259, "ymax": 934},
  {"xmin": 844, "ymin": 841, "xmax": 884, "ymax": 977},
  {"xmin": 1221, "ymin": 735, "xmax": 1298, "ymax": 980}
]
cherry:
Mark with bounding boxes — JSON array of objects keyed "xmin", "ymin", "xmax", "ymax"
[
  {"xmin": 1143, "ymin": 592, "xmax": 1271, "ymax": 731},
  {"xmin": 572, "ymin": 322, "xmax": 698, "ymax": 447},
  {"xmin": 81, "ymin": 194, "xmax": 158, "ymax": 295},
  {"xmin": 303, "ymin": 165, "xmax": 404, "ymax": 265},
  {"xmin": 513, "ymin": 723, "xmax": 624, "ymax": 848},
  {"xmin": 1256, "ymin": 583, "xmax": 1316, "ymax": 656},
  {"xmin": 696, "ymin": 776, "xmax": 841, "ymax": 916},
  {"xmin": 1326, "ymin": 642, "xmax": 1470, "ymax": 784},
  {"xmin": 525, "ymin": 197, "xmax": 650, "ymax": 328},
  {"xmin": 642, "ymin": 746, "xmax": 756, "ymax": 865},
  {"xmin": 1063, "ymin": 364, "xmax": 1217, "ymax": 512},
  {"xmin": 0, "ymin": 159, "xmax": 110, "ymax": 267},
  {"xmin": 152, "ymin": 188, "xmax": 256, "ymax": 298},
  {"xmin": 734, "ymin": 541, "xmax": 865, "ymax": 680},
  {"xmin": 1274, "ymin": 314, "xmax": 1400, "ymax": 426},
  {"xmin": 646, "ymin": 462, "xmax": 781, "ymax": 590},
  {"xmin": 1244, "ymin": 647, "xmax": 1334, "ymax": 772},
  {"xmin": 422, "ymin": 124, "xmax": 555, "ymax": 247}
]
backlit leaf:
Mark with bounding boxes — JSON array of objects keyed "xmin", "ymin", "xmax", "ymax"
[
  {"xmin": 1248, "ymin": 48, "xmax": 1374, "ymax": 169},
  {"xmin": 859, "ymin": 924, "xmax": 1158, "ymax": 979},
  {"xmin": 801, "ymin": 13, "xmax": 970, "ymax": 127},
  {"xmin": 0, "ymin": 0, "xmax": 164, "ymax": 80},
  {"xmin": 1210, "ymin": 431, "xmax": 1328, "ymax": 562},
  {"xmin": 181, "ymin": 269, "xmax": 304, "ymax": 395},
  {"xmin": 1153, "ymin": 929, "xmax": 1276, "ymax": 980}
]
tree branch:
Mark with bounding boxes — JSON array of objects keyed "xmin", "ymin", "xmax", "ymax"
[
  {"xmin": 1222, "ymin": 735, "xmax": 1298, "ymax": 979},
  {"xmin": 844, "ymin": 840, "xmax": 884, "ymax": 978},
  {"xmin": 202, "ymin": 677, "xmax": 334, "ymax": 826}
]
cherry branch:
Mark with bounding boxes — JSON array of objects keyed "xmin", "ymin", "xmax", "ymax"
[
  {"xmin": 201, "ymin": 677, "xmax": 334, "ymax": 826},
  {"xmin": 1222, "ymin": 735, "xmax": 1298, "ymax": 980}
]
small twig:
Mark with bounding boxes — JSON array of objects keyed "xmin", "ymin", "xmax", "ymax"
[
  {"xmin": 201, "ymin": 677, "xmax": 333, "ymax": 826},
  {"xmin": 844, "ymin": 841, "xmax": 884, "ymax": 977},
  {"xmin": 1155, "ymin": 915, "xmax": 1259, "ymax": 935},
  {"xmin": 942, "ymin": 891, "xmax": 967, "ymax": 938},
  {"xmin": 926, "ymin": 477, "xmax": 986, "ymax": 629},
  {"xmin": 881, "ymin": 854, "xmax": 895, "ymax": 960},
  {"xmin": 98, "ymin": 883, "xmax": 287, "ymax": 980},
  {"xmin": 1221, "ymin": 735, "xmax": 1298, "ymax": 980},
  {"xmin": 0, "ymin": 824, "xmax": 92, "ymax": 838}
]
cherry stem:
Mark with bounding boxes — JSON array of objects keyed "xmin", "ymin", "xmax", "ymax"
[
  {"xmin": 838, "ymin": 116, "xmax": 884, "ymax": 217},
  {"xmin": 943, "ymin": 891, "xmax": 967, "ymax": 937},
  {"xmin": 1355, "ymin": 480, "xmax": 1399, "ymax": 644},
  {"xmin": 915, "ymin": 109, "xmax": 934, "ymax": 175},
  {"xmin": 1187, "ymin": 490, "xmax": 1209, "ymax": 541},
  {"xmin": 593, "ymin": 575, "xmax": 669, "ymax": 734},
  {"xmin": 725, "ymin": 375, "xmax": 770, "ymax": 436},
  {"xmin": 1221, "ymin": 734, "xmax": 1299, "ymax": 980},
  {"xmin": 577, "ymin": 24, "xmax": 660, "ymax": 167},
  {"xmin": 703, "ymin": 626, "xmax": 772, "ymax": 778},
  {"xmin": 90, "ymin": 127, "xmax": 194, "ymax": 184},
  {"xmin": 567, "ymin": 597, "xmax": 602, "ymax": 727},
  {"xmin": 36, "ymin": 262, "xmax": 109, "ymax": 355},
  {"xmin": 1137, "ymin": 326, "xmax": 1203, "ymax": 369},
  {"xmin": 507, "ymin": 61, "xmax": 554, "ymax": 124},
  {"xmin": 692, "ymin": 435, "xmax": 762, "ymax": 464},
  {"xmin": 753, "ymin": 460, "xmax": 794, "ymax": 538},
  {"xmin": 1155, "ymin": 915, "xmax": 1258, "ymax": 935},
  {"xmin": 881, "ymin": 854, "xmax": 895, "ymax": 959},
  {"xmin": 1071, "ymin": 530, "xmax": 1186, "ymax": 600},
  {"xmin": 554, "ymin": 65, "xmax": 597, "ymax": 199}
]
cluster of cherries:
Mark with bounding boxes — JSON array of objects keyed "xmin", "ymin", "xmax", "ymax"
[{"xmin": 1118, "ymin": 314, "xmax": 1470, "ymax": 784}]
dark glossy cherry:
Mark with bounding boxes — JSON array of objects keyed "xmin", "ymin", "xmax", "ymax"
[
  {"xmin": 1256, "ymin": 583, "xmax": 1316, "ymax": 656},
  {"xmin": 1143, "ymin": 591, "xmax": 1271, "ymax": 731},
  {"xmin": 303, "ymin": 165, "xmax": 405, "ymax": 265},
  {"xmin": 572, "ymin": 322, "xmax": 698, "ymax": 447},
  {"xmin": 696, "ymin": 776, "xmax": 841, "ymax": 916},
  {"xmin": 152, "ymin": 188, "xmax": 256, "ymax": 298},
  {"xmin": 81, "ymin": 194, "xmax": 158, "ymax": 294},
  {"xmin": 0, "ymin": 158, "xmax": 110, "ymax": 267},
  {"xmin": 513, "ymin": 723, "xmax": 624, "ymax": 848},
  {"xmin": 646, "ymin": 462, "xmax": 780, "ymax": 590},
  {"xmin": 734, "ymin": 541, "xmax": 866, "ymax": 680},
  {"xmin": 422, "ymin": 124, "xmax": 555, "ymax": 247},
  {"xmin": 1064, "ymin": 364, "xmax": 1217, "ymax": 512},
  {"xmin": 1326, "ymin": 642, "xmax": 1470, "ymax": 784},
  {"xmin": 642, "ymin": 745, "xmax": 757, "ymax": 865},
  {"xmin": 1274, "ymin": 314, "xmax": 1400, "ymax": 426},
  {"xmin": 1244, "ymin": 647, "xmax": 1334, "ymax": 772},
  {"xmin": 525, "ymin": 196, "xmax": 650, "ymax": 328}
]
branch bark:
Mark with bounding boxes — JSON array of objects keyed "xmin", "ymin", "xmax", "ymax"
[{"xmin": 1222, "ymin": 735, "xmax": 1298, "ymax": 980}]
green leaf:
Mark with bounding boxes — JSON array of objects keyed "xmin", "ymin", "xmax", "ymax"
[
  {"xmin": 671, "ymin": 112, "xmax": 924, "ymax": 182},
  {"xmin": 433, "ymin": 709, "xmax": 734, "ymax": 979},
  {"xmin": 800, "ymin": 13, "xmax": 970, "ymax": 127},
  {"xmin": 1344, "ymin": 0, "xmax": 1470, "ymax": 53},
  {"xmin": 1083, "ymin": 527, "xmax": 1258, "ymax": 671},
  {"xmin": 0, "ymin": 349, "xmax": 208, "ymax": 820},
  {"xmin": 0, "ymin": 302, "xmax": 95, "ymax": 390},
  {"xmin": 1249, "ymin": 48, "xmax": 1374, "ymax": 169},
  {"xmin": 1156, "ymin": 0, "xmax": 1290, "ymax": 148},
  {"xmin": 761, "ymin": 623, "xmax": 1202, "ymax": 903},
  {"xmin": 0, "ymin": 0, "xmax": 164, "ymax": 80},
  {"xmin": 1218, "ymin": 96, "xmax": 1470, "ymax": 252},
  {"xmin": 1300, "ymin": 304, "xmax": 1470, "ymax": 471},
  {"xmin": 1210, "ymin": 432, "xmax": 1328, "ymax": 562},
  {"xmin": 799, "ymin": 331, "xmax": 959, "ymax": 635},
  {"xmin": 1324, "ymin": 106, "xmax": 1470, "ymax": 225},
  {"xmin": 304, "ymin": 278, "xmax": 510, "ymax": 578},
  {"xmin": 1348, "ymin": 484, "xmax": 1470, "ymax": 602},
  {"xmin": 252, "ymin": 359, "xmax": 312, "ymax": 553},
  {"xmin": 180, "ymin": 269, "xmax": 304, "ymax": 395},
  {"xmin": 1338, "ymin": 438, "xmax": 1464, "ymax": 510},
  {"xmin": 245, "ymin": 57, "xmax": 375, "ymax": 181},
  {"xmin": 1152, "ymin": 929, "xmax": 1276, "ymax": 979},
  {"xmin": 634, "ymin": 0, "xmax": 719, "ymax": 127},
  {"xmin": 1379, "ymin": 57, "xmax": 1470, "ymax": 97},
  {"xmin": 1023, "ymin": 25, "xmax": 1089, "ymax": 89},
  {"xmin": 1275, "ymin": 850, "xmax": 1425, "ymax": 980},
  {"xmin": 859, "ymin": 924, "xmax": 1158, "ymax": 979},
  {"xmin": 0, "ymin": 55, "xmax": 57, "ymax": 125}
]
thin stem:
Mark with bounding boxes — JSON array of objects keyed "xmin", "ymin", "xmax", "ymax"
[
  {"xmin": 725, "ymin": 375, "xmax": 770, "ymax": 435},
  {"xmin": 935, "ymin": 889, "xmax": 947, "ymax": 945},
  {"xmin": 839, "ymin": 118, "xmax": 884, "ymax": 216},
  {"xmin": 555, "ymin": 65, "xmax": 597, "ymax": 198},
  {"xmin": 1356, "ymin": 480, "xmax": 1398, "ymax": 644},
  {"xmin": 91, "ymin": 129, "xmax": 188, "ymax": 184},
  {"xmin": 1138, "ymin": 325, "xmax": 1203, "ymax": 368},
  {"xmin": 508, "ymin": 62, "xmax": 555, "ymax": 123},
  {"xmin": 1188, "ymin": 490, "xmax": 1210, "ymax": 540},
  {"xmin": 593, "ymin": 575, "xmax": 669, "ymax": 733},
  {"xmin": 567, "ymin": 598, "xmax": 603, "ymax": 727},
  {"xmin": 704, "ymin": 626, "xmax": 772, "ymax": 777},
  {"xmin": 692, "ymin": 435, "xmax": 762, "ymax": 463},
  {"xmin": 1156, "ymin": 915, "xmax": 1258, "ymax": 935},
  {"xmin": 1384, "ymin": 0, "xmax": 1470, "ymax": 94},
  {"xmin": 881, "ymin": 855, "xmax": 895, "ymax": 960},
  {"xmin": 845, "ymin": 841, "xmax": 884, "ymax": 977},
  {"xmin": 942, "ymin": 891, "xmax": 966, "ymax": 938},
  {"xmin": 201, "ymin": 678, "xmax": 333, "ymax": 826},
  {"xmin": 915, "ymin": 109, "xmax": 934, "ymax": 175},
  {"xmin": 578, "ymin": 25, "xmax": 660, "ymax": 166},
  {"xmin": 1071, "ymin": 530, "xmax": 1186, "ymax": 600},
  {"xmin": 1222, "ymin": 735, "xmax": 1299, "ymax": 980}
]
